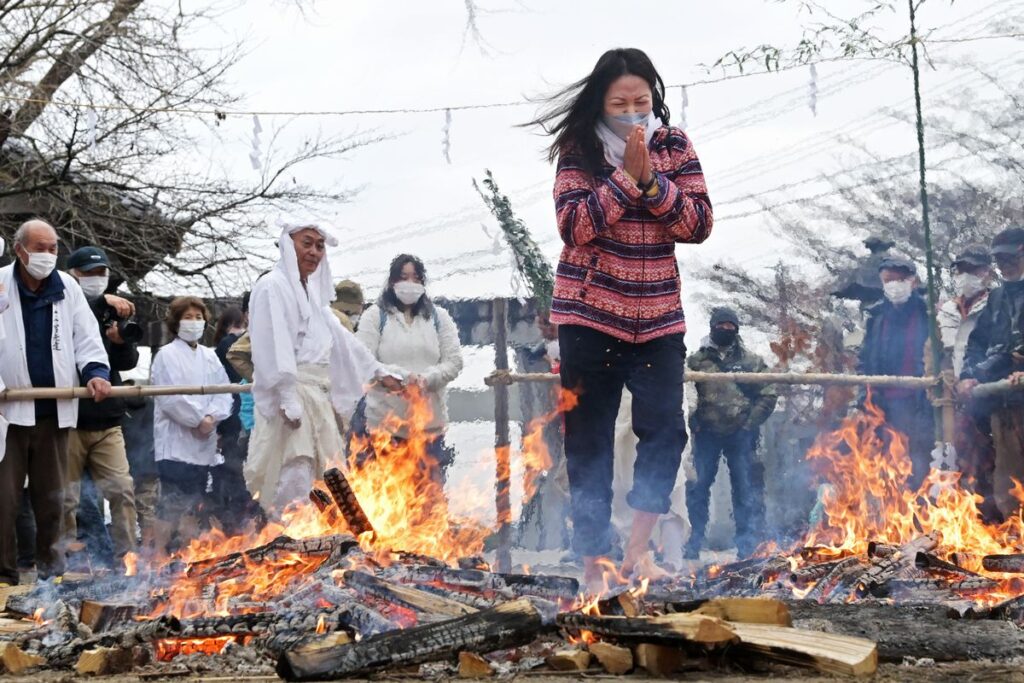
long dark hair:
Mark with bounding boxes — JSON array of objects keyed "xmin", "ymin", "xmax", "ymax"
[
  {"xmin": 378, "ymin": 254, "xmax": 435, "ymax": 319},
  {"xmin": 526, "ymin": 48, "xmax": 670, "ymax": 176},
  {"xmin": 213, "ymin": 306, "xmax": 245, "ymax": 344}
]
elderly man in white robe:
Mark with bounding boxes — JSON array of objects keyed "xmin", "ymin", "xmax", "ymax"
[{"xmin": 245, "ymin": 219, "xmax": 399, "ymax": 513}]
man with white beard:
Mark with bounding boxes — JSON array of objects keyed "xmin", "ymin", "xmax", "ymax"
[{"xmin": 245, "ymin": 219, "xmax": 400, "ymax": 513}]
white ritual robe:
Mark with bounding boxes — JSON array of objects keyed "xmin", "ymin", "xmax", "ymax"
[
  {"xmin": 152, "ymin": 337, "xmax": 233, "ymax": 467},
  {"xmin": 245, "ymin": 226, "xmax": 385, "ymax": 511}
]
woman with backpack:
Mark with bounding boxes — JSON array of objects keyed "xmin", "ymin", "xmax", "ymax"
[{"xmin": 353, "ymin": 254, "xmax": 463, "ymax": 484}]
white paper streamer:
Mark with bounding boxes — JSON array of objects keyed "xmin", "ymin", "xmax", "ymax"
[
  {"xmin": 679, "ymin": 86, "xmax": 689, "ymax": 130},
  {"xmin": 808, "ymin": 64, "xmax": 818, "ymax": 116},
  {"xmin": 86, "ymin": 108, "xmax": 97, "ymax": 151},
  {"xmin": 249, "ymin": 114, "xmax": 263, "ymax": 170},
  {"xmin": 442, "ymin": 108, "xmax": 452, "ymax": 164}
]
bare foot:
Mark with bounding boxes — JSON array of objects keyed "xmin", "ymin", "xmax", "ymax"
[
  {"xmin": 621, "ymin": 510, "xmax": 660, "ymax": 577},
  {"xmin": 583, "ymin": 556, "xmax": 627, "ymax": 595}
]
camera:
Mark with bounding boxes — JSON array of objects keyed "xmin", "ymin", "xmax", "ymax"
[
  {"xmin": 975, "ymin": 330, "xmax": 1024, "ymax": 382},
  {"xmin": 99, "ymin": 304, "xmax": 144, "ymax": 344}
]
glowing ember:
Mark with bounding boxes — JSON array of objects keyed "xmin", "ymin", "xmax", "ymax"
[{"xmin": 155, "ymin": 636, "xmax": 245, "ymax": 661}]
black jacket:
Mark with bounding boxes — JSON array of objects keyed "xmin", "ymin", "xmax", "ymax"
[
  {"xmin": 77, "ymin": 297, "xmax": 139, "ymax": 431},
  {"xmin": 961, "ymin": 280, "xmax": 1024, "ymax": 405}
]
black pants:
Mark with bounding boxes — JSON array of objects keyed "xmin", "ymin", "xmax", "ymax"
[
  {"xmin": 559, "ymin": 325, "xmax": 687, "ymax": 557},
  {"xmin": 212, "ymin": 427, "xmax": 260, "ymax": 534},
  {"xmin": 685, "ymin": 427, "xmax": 765, "ymax": 557}
]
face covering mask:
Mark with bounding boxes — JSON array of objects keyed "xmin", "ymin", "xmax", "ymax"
[
  {"xmin": 953, "ymin": 273, "xmax": 985, "ymax": 299},
  {"xmin": 602, "ymin": 112, "xmax": 651, "ymax": 141},
  {"xmin": 21, "ymin": 250, "xmax": 57, "ymax": 280},
  {"xmin": 545, "ymin": 339, "xmax": 561, "ymax": 362},
  {"xmin": 349, "ymin": 313, "xmax": 361, "ymax": 327},
  {"xmin": 78, "ymin": 275, "xmax": 109, "ymax": 299},
  {"xmin": 883, "ymin": 279, "xmax": 914, "ymax": 304},
  {"xmin": 393, "ymin": 281, "xmax": 425, "ymax": 306},
  {"xmin": 178, "ymin": 320, "xmax": 206, "ymax": 343},
  {"xmin": 710, "ymin": 327, "xmax": 738, "ymax": 347}
]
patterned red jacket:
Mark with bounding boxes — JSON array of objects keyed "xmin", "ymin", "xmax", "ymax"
[{"xmin": 550, "ymin": 125, "xmax": 713, "ymax": 344}]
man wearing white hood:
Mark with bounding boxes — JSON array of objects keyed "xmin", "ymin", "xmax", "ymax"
[{"xmin": 245, "ymin": 219, "xmax": 398, "ymax": 512}]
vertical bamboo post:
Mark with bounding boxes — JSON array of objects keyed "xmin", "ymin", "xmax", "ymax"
[{"xmin": 492, "ymin": 298, "xmax": 513, "ymax": 572}]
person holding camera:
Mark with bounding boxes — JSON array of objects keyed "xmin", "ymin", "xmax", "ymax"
[
  {"xmin": 63, "ymin": 246, "xmax": 140, "ymax": 565},
  {"xmin": 960, "ymin": 228, "xmax": 1024, "ymax": 519}
]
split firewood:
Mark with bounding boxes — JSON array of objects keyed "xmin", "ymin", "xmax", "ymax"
[
  {"xmin": 857, "ymin": 535, "xmax": 938, "ymax": 595},
  {"xmin": 341, "ymin": 570, "xmax": 477, "ymax": 618},
  {"xmin": 802, "ymin": 556, "xmax": 862, "ymax": 603},
  {"xmin": 691, "ymin": 597, "xmax": 792, "ymax": 626},
  {"xmin": 545, "ymin": 648, "xmax": 591, "ymax": 671},
  {"xmin": 557, "ymin": 612, "xmax": 737, "ymax": 646},
  {"xmin": 866, "ymin": 541, "xmax": 898, "ymax": 559},
  {"xmin": 323, "ymin": 468, "xmax": 375, "ymax": 539},
  {"xmin": 41, "ymin": 615, "xmax": 181, "ymax": 667},
  {"xmin": 982, "ymin": 554, "xmax": 1024, "ymax": 573},
  {"xmin": 634, "ymin": 643, "xmax": 687, "ymax": 676},
  {"xmin": 0, "ymin": 643, "xmax": 44, "ymax": 674},
  {"xmin": 588, "ymin": 641, "xmax": 633, "ymax": 674},
  {"xmin": 499, "ymin": 574, "xmax": 580, "ymax": 603},
  {"xmin": 74, "ymin": 646, "xmax": 136, "ymax": 676},
  {"xmin": 915, "ymin": 552, "xmax": 982, "ymax": 577},
  {"xmin": 0, "ymin": 618, "xmax": 35, "ymax": 636},
  {"xmin": 457, "ymin": 651, "xmax": 493, "ymax": 677},
  {"xmin": 0, "ymin": 585, "xmax": 31, "ymax": 613},
  {"xmin": 277, "ymin": 598, "xmax": 551, "ymax": 681},
  {"xmin": 597, "ymin": 589, "xmax": 641, "ymax": 617},
  {"xmin": 790, "ymin": 559, "xmax": 849, "ymax": 587},
  {"xmin": 729, "ymin": 622, "xmax": 878, "ymax": 677},
  {"xmin": 79, "ymin": 601, "xmax": 137, "ymax": 633}
]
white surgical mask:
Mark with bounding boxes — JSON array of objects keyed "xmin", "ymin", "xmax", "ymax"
[
  {"xmin": 349, "ymin": 313, "xmax": 361, "ymax": 327},
  {"xmin": 545, "ymin": 339, "xmax": 561, "ymax": 363},
  {"xmin": 78, "ymin": 275, "xmax": 109, "ymax": 299},
  {"xmin": 178, "ymin": 320, "xmax": 206, "ymax": 343},
  {"xmin": 953, "ymin": 273, "xmax": 985, "ymax": 299},
  {"xmin": 21, "ymin": 251, "xmax": 57, "ymax": 280},
  {"xmin": 602, "ymin": 112, "xmax": 651, "ymax": 140},
  {"xmin": 393, "ymin": 281, "xmax": 425, "ymax": 306},
  {"xmin": 883, "ymin": 280, "xmax": 913, "ymax": 305}
]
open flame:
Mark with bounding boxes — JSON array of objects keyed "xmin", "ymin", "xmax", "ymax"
[
  {"xmin": 788, "ymin": 396, "xmax": 1024, "ymax": 602},
  {"xmin": 142, "ymin": 385, "xmax": 578, "ymax": 620},
  {"xmin": 123, "ymin": 551, "xmax": 138, "ymax": 577}
]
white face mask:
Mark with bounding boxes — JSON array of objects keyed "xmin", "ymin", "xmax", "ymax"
[
  {"xmin": 545, "ymin": 339, "xmax": 561, "ymax": 362},
  {"xmin": 349, "ymin": 313, "xmax": 361, "ymax": 327},
  {"xmin": 883, "ymin": 279, "xmax": 914, "ymax": 305},
  {"xmin": 393, "ymin": 281, "xmax": 425, "ymax": 306},
  {"xmin": 603, "ymin": 112, "xmax": 651, "ymax": 140},
  {"xmin": 20, "ymin": 250, "xmax": 57, "ymax": 280},
  {"xmin": 78, "ymin": 275, "xmax": 109, "ymax": 299},
  {"xmin": 953, "ymin": 273, "xmax": 986, "ymax": 299},
  {"xmin": 178, "ymin": 320, "xmax": 206, "ymax": 343}
]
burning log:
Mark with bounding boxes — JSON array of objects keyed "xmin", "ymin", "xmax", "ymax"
[
  {"xmin": 323, "ymin": 468, "xmax": 375, "ymax": 539},
  {"xmin": 557, "ymin": 612, "xmax": 738, "ymax": 647},
  {"xmin": 276, "ymin": 598, "xmax": 552, "ymax": 681},
  {"xmin": 982, "ymin": 554, "xmax": 1024, "ymax": 573},
  {"xmin": 40, "ymin": 615, "xmax": 181, "ymax": 667},
  {"xmin": 500, "ymin": 573, "xmax": 580, "ymax": 602},
  {"xmin": 866, "ymin": 542, "xmax": 898, "ymax": 559},
  {"xmin": 185, "ymin": 534, "xmax": 357, "ymax": 578},
  {"xmin": 915, "ymin": 552, "xmax": 982, "ymax": 577},
  {"xmin": 884, "ymin": 576, "xmax": 999, "ymax": 597},
  {"xmin": 309, "ymin": 488, "xmax": 333, "ymax": 512},
  {"xmin": 278, "ymin": 583, "xmax": 400, "ymax": 636},
  {"xmin": 411, "ymin": 584, "xmax": 498, "ymax": 610},
  {"xmin": 340, "ymin": 570, "xmax": 477, "ymax": 618},
  {"xmin": 855, "ymin": 535, "xmax": 938, "ymax": 597},
  {"xmin": 790, "ymin": 559, "xmax": 850, "ymax": 588},
  {"xmin": 803, "ymin": 556, "xmax": 862, "ymax": 603}
]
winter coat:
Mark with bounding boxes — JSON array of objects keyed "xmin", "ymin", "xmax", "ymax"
[
  {"xmin": 77, "ymin": 295, "xmax": 139, "ymax": 431},
  {"xmin": 962, "ymin": 280, "xmax": 1024, "ymax": 406},
  {"xmin": 687, "ymin": 337, "xmax": 777, "ymax": 436},
  {"xmin": 858, "ymin": 293, "xmax": 931, "ymax": 410},
  {"xmin": 937, "ymin": 292, "xmax": 989, "ymax": 378},
  {"xmin": 550, "ymin": 126, "xmax": 713, "ymax": 344}
]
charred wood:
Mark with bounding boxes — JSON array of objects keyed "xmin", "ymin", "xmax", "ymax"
[
  {"xmin": 982, "ymin": 554, "xmax": 1024, "ymax": 573},
  {"xmin": 323, "ymin": 468, "xmax": 375, "ymax": 539}
]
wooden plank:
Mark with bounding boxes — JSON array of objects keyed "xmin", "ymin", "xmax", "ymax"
[
  {"xmin": 634, "ymin": 643, "xmax": 687, "ymax": 676},
  {"xmin": 0, "ymin": 584, "xmax": 31, "ymax": 612},
  {"xmin": 588, "ymin": 642, "xmax": 633, "ymax": 674},
  {"xmin": 557, "ymin": 612, "xmax": 737, "ymax": 646},
  {"xmin": 458, "ymin": 651, "xmax": 493, "ymax": 678},
  {"xmin": 74, "ymin": 646, "xmax": 137, "ymax": 676},
  {"xmin": 0, "ymin": 643, "xmax": 45, "ymax": 674},
  {"xmin": 691, "ymin": 597, "xmax": 792, "ymax": 626},
  {"xmin": 492, "ymin": 298, "xmax": 512, "ymax": 573},
  {"xmin": 341, "ymin": 570, "xmax": 476, "ymax": 618},
  {"xmin": 730, "ymin": 622, "xmax": 877, "ymax": 677},
  {"xmin": 277, "ymin": 598, "xmax": 547, "ymax": 681},
  {"xmin": 545, "ymin": 648, "xmax": 591, "ymax": 672},
  {"xmin": 0, "ymin": 617, "xmax": 35, "ymax": 635}
]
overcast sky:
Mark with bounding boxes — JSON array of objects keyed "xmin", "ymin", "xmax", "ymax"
[{"xmin": 180, "ymin": 0, "xmax": 1022, "ymax": 333}]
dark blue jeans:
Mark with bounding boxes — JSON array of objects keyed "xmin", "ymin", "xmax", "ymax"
[
  {"xmin": 76, "ymin": 472, "xmax": 114, "ymax": 569},
  {"xmin": 685, "ymin": 427, "xmax": 764, "ymax": 556},
  {"xmin": 559, "ymin": 325, "xmax": 687, "ymax": 558}
]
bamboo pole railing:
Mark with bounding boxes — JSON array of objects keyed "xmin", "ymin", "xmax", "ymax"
[{"xmin": 0, "ymin": 383, "xmax": 250, "ymax": 401}]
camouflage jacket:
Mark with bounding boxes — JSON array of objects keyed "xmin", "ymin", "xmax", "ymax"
[{"xmin": 687, "ymin": 337, "xmax": 778, "ymax": 435}]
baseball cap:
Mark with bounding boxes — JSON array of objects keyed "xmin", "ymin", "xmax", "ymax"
[
  {"xmin": 991, "ymin": 228, "xmax": 1024, "ymax": 256},
  {"xmin": 878, "ymin": 254, "xmax": 917, "ymax": 275},
  {"xmin": 952, "ymin": 244, "xmax": 991, "ymax": 269},
  {"xmin": 67, "ymin": 246, "xmax": 110, "ymax": 272}
]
